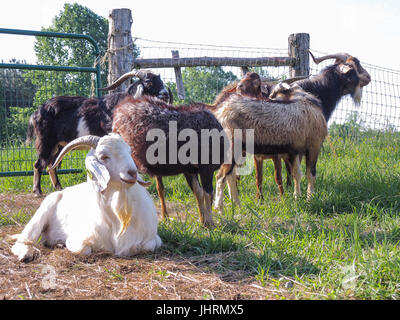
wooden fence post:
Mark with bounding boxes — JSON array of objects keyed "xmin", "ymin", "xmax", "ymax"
[
  {"xmin": 107, "ymin": 8, "xmax": 134, "ymax": 92},
  {"xmin": 288, "ymin": 33, "xmax": 310, "ymax": 78},
  {"xmin": 172, "ymin": 50, "xmax": 185, "ymax": 100}
]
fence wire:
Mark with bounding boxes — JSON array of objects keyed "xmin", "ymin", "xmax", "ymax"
[
  {"xmin": 0, "ymin": 68, "xmax": 91, "ymax": 175},
  {"xmin": 309, "ymin": 50, "xmax": 400, "ymax": 131},
  {"xmin": 135, "ymin": 38, "xmax": 400, "ymax": 131},
  {"xmin": 1, "ymin": 36, "xmax": 399, "ymax": 180},
  {"xmin": 134, "ymin": 37, "xmax": 291, "ymax": 102}
]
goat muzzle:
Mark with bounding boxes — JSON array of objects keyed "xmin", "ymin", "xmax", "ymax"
[
  {"xmin": 120, "ymin": 170, "xmax": 151, "ymax": 187},
  {"xmin": 358, "ymin": 72, "xmax": 371, "ymax": 87},
  {"xmin": 120, "ymin": 169, "xmax": 137, "ymax": 185}
]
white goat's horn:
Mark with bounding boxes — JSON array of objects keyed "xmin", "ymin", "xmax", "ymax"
[
  {"xmin": 50, "ymin": 135, "xmax": 100, "ymax": 170},
  {"xmin": 309, "ymin": 51, "xmax": 350, "ymax": 65},
  {"xmin": 99, "ymin": 69, "xmax": 152, "ymax": 91}
]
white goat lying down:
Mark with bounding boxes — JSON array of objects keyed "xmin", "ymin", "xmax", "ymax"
[{"xmin": 11, "ymin": 133, "xmax": 162, "ymax": 262}]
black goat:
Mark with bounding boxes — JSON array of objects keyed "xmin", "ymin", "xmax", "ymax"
[
  {"xmin": 253, "ymin": 52, "xmax": 371, "ymax": 198},
  {"xmin": 27, "ymin": 70, "xmax": 173, "ymax": 196}
]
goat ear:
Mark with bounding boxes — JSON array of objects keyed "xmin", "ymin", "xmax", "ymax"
[
  {"xmin": 85, "ymin": 154, "xmax": 110, "ymax": 192},
  {"xmin": 133, "ymin": 84, "xmax": 144, "ymax": 98},
  {"xmin": 339, "ymin": 64, "xmax": 353, "ymax": 74}
]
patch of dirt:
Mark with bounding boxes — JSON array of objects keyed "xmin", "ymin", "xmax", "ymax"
[{"xmin": 0, "ymin": 193, "xmax": 294, "ymax": 300}]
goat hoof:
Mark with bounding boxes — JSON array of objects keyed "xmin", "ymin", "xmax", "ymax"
[
  {"xmin": 203, "ymin": 220, "xmax": 215, "ymax": 228},
  {"xmin": 33, "ymin": 190, "xmax": 42, "ymax": 197},
  {"xmin": 11, "ymin": 242, "xmax": 38, "ymax": 263}
]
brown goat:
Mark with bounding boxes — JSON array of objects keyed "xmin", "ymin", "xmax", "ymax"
[
  {"xmin": 112, "ymin": 96, "xmax": 230, "ymax": 226},
  {"xmin": 214, "ymin": 72, "xmax": 293, "ymax": 199},
  {"xmin": 253, "ymin": 52, "xmax": 371, "ymax": 200}
]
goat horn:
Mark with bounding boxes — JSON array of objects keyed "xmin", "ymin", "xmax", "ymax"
[
  {"xmin": 309, "ymin": 51, "xmax": 350, "ymax": 65},
  {"xmin": 50, "ymin": 135, "xmax": 100, "ymax": 170},
  {"xmin": 99, "ymin": 69, "xmax": 152, "ymax": 91},
  {"xmin": 282, "ymin": 76, "xmax": 309, "ymax": 84}
]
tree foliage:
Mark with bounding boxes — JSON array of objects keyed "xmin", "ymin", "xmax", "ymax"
[
  {"xmin": 168, "ymin": 66, "xmax": 238, "ymax": 104},
  {"xmin": 25, "ymin": 3, "xmax": 110, "ymax": 106},
  {"xmin": 35, "ymin": 3, "xmax": 109, "ymax": 67},
  {"xmin": 0, "ymin": 59, "xmax": 36, "ymax": 143}
]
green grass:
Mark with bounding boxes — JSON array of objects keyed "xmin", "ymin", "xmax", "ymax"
[
  {"xmin": 1, "ymin": 131, "xmax": 400, "ymax": 299},
  {"xmin": 0, "ymin": 143, "xmax": 87, "ymax": 193}
]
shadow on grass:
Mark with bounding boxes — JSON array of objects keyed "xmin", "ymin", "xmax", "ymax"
[
  {"xmin": 306, "ymin": 169, "xmax": 400, "ymax": 215},
  {"xmin": 156, "ymin": 220, "xmax": 319, "ymax": 284}
]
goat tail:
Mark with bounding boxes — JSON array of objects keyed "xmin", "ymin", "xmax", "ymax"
[{"xmin": 25, "ymin": 113, "xmax": 36, "ymax": 144}]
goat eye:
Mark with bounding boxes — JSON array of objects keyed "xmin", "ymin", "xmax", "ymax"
[{"xmin": 100, "ymin": 155, "xmax": 109, "ymax": 161}]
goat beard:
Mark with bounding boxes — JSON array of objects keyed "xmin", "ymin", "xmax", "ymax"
[
  {"xmin": 351, "ymin": 85, "xmax": 362, "ymax": 106},
  {"xmin": 114, "ymin": 189, "xmax": 132, "ymax": 237}
]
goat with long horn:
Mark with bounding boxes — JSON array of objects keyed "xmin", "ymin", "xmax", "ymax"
[
  {"xmin": 27, "ymin": 69, "xmax": 173, "ymax": 197},
  {"xmin": 100, "ymin": 69, "xmax": 173, "ymax": 104},
  {"xmin": 11, "ymin": 133, "xmax": 161, "ymax": 262},
  {"xmin": 249, "ymin": 51, "xmax": 372, "ymax": 200}
]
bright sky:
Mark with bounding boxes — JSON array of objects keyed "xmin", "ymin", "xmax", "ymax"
[{"xmin": 0, "ymin": 0, "xmax": 399, "ymax": 70}]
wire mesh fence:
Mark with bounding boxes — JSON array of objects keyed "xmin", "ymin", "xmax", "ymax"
[
  {"xmin": 309, "ymin": 50, "xmax": 400, "ymax": 131},
  {"xmin": 1, "ymin": 33, "xmax": 399, "ymax": 181},
  {"xmin": 134, "ymin": 37, "xmax": 400, "ymax": 131},
  {"xmin": 0, "ymin": 28, "xmax": 102, "ymax": 179},
  {"xmin": 0, "ymin": 68, "xmax": 95, "ymax": 176},
  {"xmin": 133, "ymin": 37, "xmax": 291, "ymax": 103}
]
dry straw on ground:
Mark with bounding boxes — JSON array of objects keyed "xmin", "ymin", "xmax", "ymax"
[{"xmin": 0, "ymin": 193, "xmax": 295, "ymax": 300}]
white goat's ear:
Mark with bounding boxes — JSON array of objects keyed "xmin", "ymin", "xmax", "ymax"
[
  {"xmin": 134, "ymin": 84, "xmax": 144, "ymax": 98},
  {"xmin": 85, "ymin": 154, "xmax": 110, "ymax": 192}
]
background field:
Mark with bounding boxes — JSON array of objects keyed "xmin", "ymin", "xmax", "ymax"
[{"xmin": 1, "ymin": 127, "xmax": 399, "ymax": 300}]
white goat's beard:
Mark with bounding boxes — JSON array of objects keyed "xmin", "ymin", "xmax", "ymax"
[
  {"xmin": 114, "ymin": 189, "xmax": 132, "ymax": 237},
  {"xmin": 352, "ymin": 85, "xmax": 362, "ymax": 106}
]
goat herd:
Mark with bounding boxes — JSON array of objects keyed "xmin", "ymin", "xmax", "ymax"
[{"xmin": 10, "ymin": 51, "xmax": 371, "ymax": 262}]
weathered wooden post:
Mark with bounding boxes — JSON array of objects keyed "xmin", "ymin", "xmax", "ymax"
[
  {"xmin": 107, "ymin": 8, "xmax": 134, "ymax": 92},
  {"xmin": 172, "ymin": 50, "xmax": 185, "ymax": 100},
  {"xmin": 288, "ymin": 33, "xmax": 310, "ymax": 78}
]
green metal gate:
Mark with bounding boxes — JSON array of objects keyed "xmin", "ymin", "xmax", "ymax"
[{"xmin": 0, "ymin": 28, "xmax": 102, "ymax": 179}]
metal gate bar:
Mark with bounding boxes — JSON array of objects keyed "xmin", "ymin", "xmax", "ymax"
[
  {"xmin": 0, "ymin": 28, "xmax": 102, "ymax": 177},
  {"xmin": 0, "ymin": 28, "xmax": 102, "ymax": 96}
]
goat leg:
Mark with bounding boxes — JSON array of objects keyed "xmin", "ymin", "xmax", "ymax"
[
  {"xmin": 49, "ymin": 148, "xmax": 63, "ymax": 191},
  {"xmin": 254, "ymin": 156, "xmax": 264, "ymax": 199},
  {"xmin": 33, "ymin": 159, "xmax": 43, "ymax": 196},
  {"xmin": 291, "ymin": 155, "xmax": 302, "ymax": 199},
  {"xmin": 284, "ymin": 158, "xmax": 293, "ymax": 187},
  {"xmin": 305, "ymin": 149, "xmax": 319, "ymax": 201},
  {"xmin": 199, "ymin": 170, "xmax": 216, "ymax": 227},
  {"xmin": 271, "ymin": 155, "xmax": 284, "ymax": 196},
  {"xmin": 11, "ymin": 192, "xmax": 62, "ymax": 262},
  {"xmin": 48, "ymin": 167, "xmax": 62, "ymax": 191},
  {"xmin": 155, "ymin": 176, "xmax": 168, "ymax": 219},
  {"xmin": 214, "ymin": 164, "xmax": 234, "ymax": 213},
  {"xmin": 226, "ymin": 171, "xmax": 241, "ymax": 207},
  {"xmin": 184, "ymin": 173, "xmax": 211, "ymax": 226}
]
